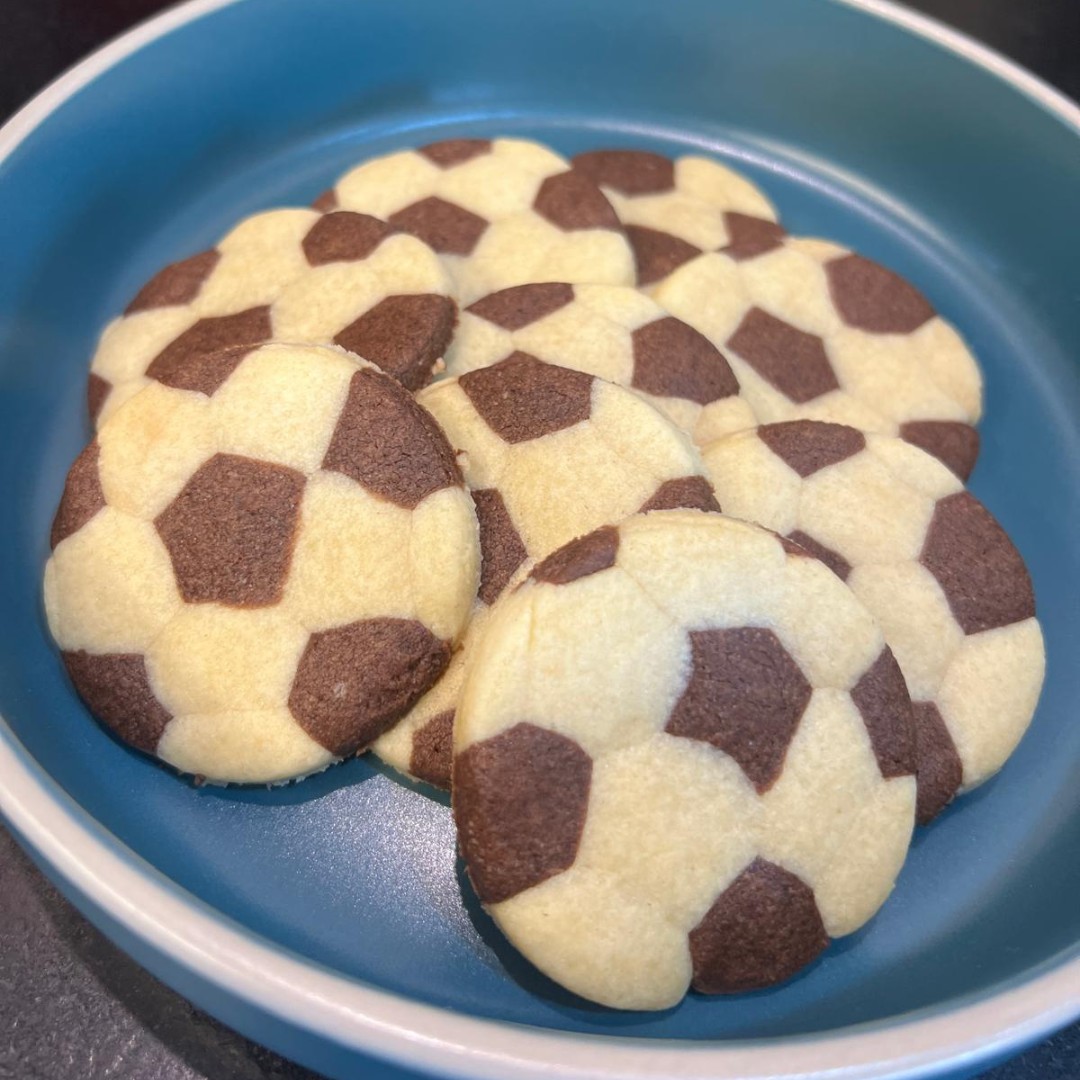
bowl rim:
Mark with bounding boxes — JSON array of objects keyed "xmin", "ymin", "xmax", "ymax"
[{"xmin": 2, "ymin": 1, "xmax": 1079, "ymax": 1077}]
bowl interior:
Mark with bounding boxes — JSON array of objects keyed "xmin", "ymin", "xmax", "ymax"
[{"xmin": 2, "ymin": 0, "xmax": 1080, "ymax": 1045}]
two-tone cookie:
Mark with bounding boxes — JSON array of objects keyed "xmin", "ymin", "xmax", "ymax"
[
  {"xmin": 89, "ymin": 208, "xmax": 455, "ymax": 424},
  {"xmin": 322, "ymin": 137, "xmax": 635, "ymax": 303},
  {"xmin": 702, "ymin": 420, "xmax": 1044, "ymax": 822},
  {"xmin": 454, "ymin": 510, "xmax": 916, "ymax": 1009},
  {"xmin": 572, "ymin": 148, "xmax": 782, "ymax": 288},
  {"xmin": 655, "ymin": 236, "xmax": 984, "ymax": 479},
  {"xmin": 444, "ymin": 282, "xmax": 757, "ymax": 445},
  {"xmin": 371, "ymin": 355, "xmax": 720, "ymax": 788},
  {"xmin": 48, "ymin": 342, "xmax": 479, "ymax": 784}
]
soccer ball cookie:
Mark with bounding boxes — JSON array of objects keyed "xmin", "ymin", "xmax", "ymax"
[
  {"xmin": 654, "ymin": 236, "xmax": 984, "ymax": 479},
  {"xmin": 321, "ymin": 137, "xmax": 635, "ymax": 303},
  {"xmin": 444, "ymin": 282, "xmax": 757, "ymax": 445},
  {"xmin": 572, "ymin": 149, "xmax": 782, "ymax": 287},
  {"xmin": 89, "ymin": 208, "xmax": 455, "ymax": 424},
  {"xmin": 47, "ymin": 342, "xmax": 479, "ymax": 784},
  {"xmin": 702, "ymin": 420, "xmax": 1044, "ymax": 823},
  {"xmin": 454, "ymin": 510, "xmax": 916, "ymax": 1009},
  {"xmin": 371, "ymin": 355, "xmax": 720, "ymax": 788}
]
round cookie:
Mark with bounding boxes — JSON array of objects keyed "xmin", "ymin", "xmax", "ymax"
[
  {"xmin": 48, "ymin": 342, "xmax": 480, "ymax": 784},
  {"xmin": 702, "ymin": 420, "xmax": 1044, "ymax": 823},
  {"xmin": 89, "ymin": 208, "xmax": 455, "ymax": 425},
  {"xmin": 444, "ymin": 282, "xmax": 758, "ymax": 445},
  {"xmin": 654, "ymin": 235, "xmax": 984, "ymax": 479},
  {"xmin": 322, "ymin": 137, "xmax": 635, "ymax": 303},
  {"xmin": 371, "ymin": 355, "xmax": 720, "ymax": 789},
  {"xmin": 453, "ymin": 510, "xmax": 917, "ymax": 1010},
  {"xmin": 571, "ymin": 148, "xmax": 782, "ymax": 287}
]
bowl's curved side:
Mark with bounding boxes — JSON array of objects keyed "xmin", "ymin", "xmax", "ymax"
[
  {"xmin": 4, "ymin": 721, "xmax": 1080, "ymax": 1080},
  {"xmin": 1, "ymin": 1, "xmax": 1079, "ymax": 1078}
]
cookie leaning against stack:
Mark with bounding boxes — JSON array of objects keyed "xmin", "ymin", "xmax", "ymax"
[
  {"xmin": 373, "ymin": 351, "xmax": 720, "ymax": 789},
  {"xmin": 44, "ymin": 136, "xmax": 1046, "ymax": 1013}
]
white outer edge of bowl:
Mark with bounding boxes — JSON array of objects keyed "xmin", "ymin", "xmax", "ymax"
[{"xmin": 1, "ymin": 1, "xmax": 1079, "ymax": 1077}]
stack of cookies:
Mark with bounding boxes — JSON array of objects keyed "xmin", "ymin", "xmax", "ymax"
[{"xmin": 44, "ymin": 137, "xmax": 1045, "ymax": 1010}]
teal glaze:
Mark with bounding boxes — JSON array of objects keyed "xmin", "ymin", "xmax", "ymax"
[{"xmin": 1, "ymin": 0, "xmax": 1079, "ymax": 1076}]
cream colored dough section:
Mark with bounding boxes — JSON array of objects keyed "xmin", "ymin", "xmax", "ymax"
[
  {"xmin": 157, "ymin": 708, "xmax": 334, "ymax": 786},
  {"xmin": 435, "ymin": 140, "xmax": 561, "ymax": 217},
  {"xmin": 506, "ymin": 387, "xmax": 700, "ymax": 557},
  {"xmin": 765, "ymin": 552, "xmax": 883, "ymax": 689},
  {"xmin": 281, "ymin": 472, "xmax": 420, "ymax": 633},
  {"xmin": 97, "ymin": 383, "xmax": 216, "ymax": 521},
  {"xmin": 828, "ymin": 328, "xmax": 970, "ymax": 427},
  {"xmin": 938, "ymin": 619, "xmax": 1046, "ymax": 789},
  {"xmin": 757, "ymin": 689, "xmax": 915, "ymax": 936},
  {"xmin": 194, "ymin": 207, "xmax": 321, "ymax": 315},
  {"xmin": 676, "ymin": 156, "xmax": 778, "ymax": 220},
  {"xmin": 847, "ymin": 561, "xmax": 965, "ymax": 702},
  {"xmin": 456, "ymin": 214, "xmax": 634, "ymax": 304},
  {"xmin": 493, "ymin": 865, "xmax": 693, "ymax": 1011},
  {"xmin": 509, "ymin": 294, "xmax": 637, "ymax": 382},
  {"xmin": 701, "ymin": 431, "xmax": 801, "ymax": 534},
  {"xmin": 332, "ymin": 138, "xmax": 566, "ymax": 220},
  {"xmin": 616, "ymin": 510, "xmax": 788, "ymax": 630},
  {"xmin": 144, "ymin": 605, "xmax": 309, "ymax": 718},
  {"xmin": 457, "ymin": 568, "xmax": 688, "ymax": 759},
  {"xmin": 44, "ymin": 508, "xmax": 181, "ymax": 652},
  {"xmin": 333, "ymin": 151, "xmax": 441, "ymax": 217},
  {"xmin": 651, "ymin": 249, "xmax": 750, "ymax": 329},
  {"xmin": 408, "ymin": 485, "xmax": 481, "ymax": 643},
  {"xmin": 574, "ymin": 736, "xmax": 759, "ymax": 930},
  {"xmin": 490, "ymin": 734, "xmax": 761, "ymax": 1011},
  {"xmin": 90, "ymin": 307, "xmax": 197, "ymax": 418},
  {"xmin": 207, "ymin": 343, "xmax": 356, "ymax": 473},
  {"xmin": 417, "ymin": 379, "xmax": 509, "ymax": 491},
  {"xmin": 270, "ymin": 234, "xmax": 452, "ymax": 346},
  {"xmin": 798, "ymin": 450, "xmax": 936, "ymax": 565}
]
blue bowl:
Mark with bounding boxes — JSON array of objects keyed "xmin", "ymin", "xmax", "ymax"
[{"xmin": 1, "ymin": 1, "xmax": 1079, "ymax": 1077}]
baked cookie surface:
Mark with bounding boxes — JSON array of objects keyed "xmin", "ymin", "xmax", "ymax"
[
  {"xmin": 323, "ymin": 137, "xmax": 635, "ymax": 303},
  {"xmin": 89, "ymin": 208, "xmax": 455, "ymax": 424},
  {"xmin": 702, "ymin": 420, "xmax": 1044, "ymax": 822},
  {"xmin": 49, "ymin": 342, "xmax": 479, "ymax": 784},
  {"xmin": 571, "ymin": 149, "xmax": 781, "ymax": 287},
  {"xmin": 445, "ymin": 282, "xmax": 757, "ymax": 445},
  {"xmin": 371, "ymin": 356, "xmax": 719, "ymax": 787},
  {"xmin": 453, "ymin": 510, "xmax": 917, "ymax": 1009},
  {"xmin": 654, "ymin": 236, "xmax": 984, "ymax": 479}
]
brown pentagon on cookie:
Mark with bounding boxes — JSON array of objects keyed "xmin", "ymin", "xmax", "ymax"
[
  {"xmin": 45, "ymin": 342, "xmax": 480, "ymax": 786},
  {"xmin": 455, "ymin": 722, "xmax": 593, "ymax": 905},
  {"xmin": 655, "ymin": 236, "xmax": 984, "ymax": 479},
  {"xmin": 445, "ymin": 281, "xmax": 757, "ymax": 445},
  {"xmin": 665, "ymin": 627, "xmax": 812, "ymax": 794},
  {"xmin": 125, "ymin": 249, "xmax": 222, "ymax": 314},
  {"xmin": 571, "ymin": 148, "xmax": 781, "ymax": 288},
  {"xmin": 688, "ymin": 858, "xmax": 829, "ymax": 994},
  {"xmin": 454, "ymin": 510, "xmax": 916, "ymax": 1009},
  {"xmin": 703, "ymin": 420, "xmax": 1044, "ymax": 823}
]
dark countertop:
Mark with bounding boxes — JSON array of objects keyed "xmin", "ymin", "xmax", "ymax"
[{"xmin": 1, "ymin": 3, "xmax": 1078, "ymax": 1078}]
